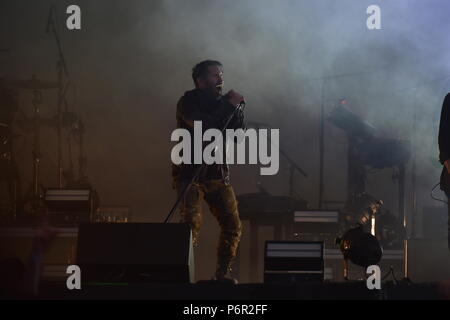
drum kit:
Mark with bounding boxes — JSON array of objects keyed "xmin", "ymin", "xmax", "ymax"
[
  {"xmin": 0, "ymin": 5, "xmax": 91, "ymax": 223},
  {"xmin": 1, "ymin": 72, "xmax": 87, "ymax": 222}
]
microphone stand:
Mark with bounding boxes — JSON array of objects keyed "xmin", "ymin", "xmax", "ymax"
[
  {"xmin": 164, "ymin": 102, "xmax": 245, "ymax": 223},
  {"xmin": 280, "ymin": 145, "xmax": 308, "ymax": 198},
  {"xmin": 249, "ymin": 122, "xmax": 308, "ymax": 198},
  {"xmin": 47, "ymin": 5, "xmax": 69, "ymax": 188}
]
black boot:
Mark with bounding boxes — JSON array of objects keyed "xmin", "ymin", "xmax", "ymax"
[{"xmin": 213, "ymin": 264, "xmax": 238, "ymax": 285}]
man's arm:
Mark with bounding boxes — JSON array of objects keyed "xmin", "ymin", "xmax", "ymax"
[
  {"xmin": 178, "ymin": 96, "xmax": 225, "ymax": 130},
  {"xmin": 218, "ymin": 99, "xmax": 246, "ymax": 131},
  {"xmin": 439, "ymin": 93, "xmax": 450, "ymax": 173},
  {"xmin": 178, "ymin": 91, "xmax": 245, "ymax": 131}
]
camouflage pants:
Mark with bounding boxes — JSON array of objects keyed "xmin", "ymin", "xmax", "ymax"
[{"xmin": 176, "ymin": 179, "xmax": 242, "ymax": 273}]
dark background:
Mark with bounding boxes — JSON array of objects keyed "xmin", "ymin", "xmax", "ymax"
[{"xmin": 1, "ymin": 0, "xmax": 450, "ymax": 281}]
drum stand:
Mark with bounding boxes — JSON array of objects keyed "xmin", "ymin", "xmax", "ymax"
[{"xmin": 30, "ymin": 89, "xmax": 44, "ymax": 220}]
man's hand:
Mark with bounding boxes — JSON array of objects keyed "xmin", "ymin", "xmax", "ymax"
[
  {"xmin": 225, "ymin": 89, "xmax": 245, "ymax": 107},
  {"xmin": 445, "ymin": 159, "xmax": 450, "ymax": 174}
]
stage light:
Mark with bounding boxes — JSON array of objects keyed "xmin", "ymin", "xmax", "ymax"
[
  {"xmin": 346, "ymin": 193, "xmax": 383, "ymax": 234},
  {"xmin": 337, "ymin": 226, "xmax": 383, "ymax": 268},
  {"xmin": 328, "ymin": 104, "xmax": 377, "ymax": 141}
]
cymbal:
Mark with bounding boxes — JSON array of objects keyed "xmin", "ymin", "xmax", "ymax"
[
  {"xmin": 14, "ymin": 111, "xmax": 80, "ymax": 131},
  {"xmin": 7, "ymin": 75, "xmax": 58, "ymax": 90},
  {"xmin": 45, "ymin": 112, "xmax": 80, "ymax": 128}
]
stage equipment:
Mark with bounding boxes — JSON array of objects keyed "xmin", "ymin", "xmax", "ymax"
[
  {"xmin": 336, "ymin": 226, "xmax": 383, "ymax": 280},
  {"xmin": 0, "ymin": 81, "xmax": 22, "ymax": 218},
  {"xmin": 247, "ymin": 120, "xmax": 308, "ymax": 198},
  {"xmin": 236, "ymin": 193, "xmax": 308, "ymax": 282},
  {"xmin": 94, "ymin": 206, "xmax": 131, "ymax": 223},
  {"xmin": 293, "ymin": 210, "xmax": 340, "ymax": 234},
  {"xmin": 76, "ymin": 223, "xmax": 194, "ymax": 283},
  {"xmin": 264, "ymin": 241, "xmax": 324, "ymax": 283},
  {"xmin": 328, "ymin": 102, "xmax": 411, "ymax": 278},
  {"xmin": 44, "ymin": 189, "xmax": 93, "ymax": 225},
  {"xmin": 357, "ymin": 138, "xmax": 411, "ymax": 169},
  {"xmin": 328, "ymin": 104, "xmax": 377, "ymax": 140}
]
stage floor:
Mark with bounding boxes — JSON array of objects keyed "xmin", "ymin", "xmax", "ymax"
[{"xmin": 37, "ymin": 281, "xmax": 448, "ymax": 300}]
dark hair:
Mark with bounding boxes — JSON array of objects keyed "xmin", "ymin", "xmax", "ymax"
[{"xmin": 192, "ymin": 60, "xmax": 222, "ymax": 87}]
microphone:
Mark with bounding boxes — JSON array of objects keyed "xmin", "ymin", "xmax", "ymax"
[
  {"xmin": 223, "ymin": 90, "xmax": 245, "ymax": 109},
  {"xmin": 237, "ymin": 100, "xmax": 246, "ymax": 111}
]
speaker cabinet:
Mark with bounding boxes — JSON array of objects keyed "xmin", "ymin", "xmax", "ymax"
[
  {"xmin": 264, "ymin": 241, "xmax": 324, "ymax": 283},
  {"xmin": 76, "ymin": 223, "xmax": 194, "ymax": 284}
]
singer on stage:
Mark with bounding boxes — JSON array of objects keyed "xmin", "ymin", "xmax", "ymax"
[
  {"xmin": 439, "ymin": 93, "xmax": 450, "ymax": 251},
  {"xmin": 172, "ymin": 60, "xmax": 246, "ymax": 282}
]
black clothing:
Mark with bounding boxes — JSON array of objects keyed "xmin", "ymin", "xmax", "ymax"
[
  {"xmin": 439, "ymin": 93, "xmax": 450, "ymax": 194},
  {"xmin": 439, "ymin": 93, "xmax": 450, "ymax": 166},
  {"xmin": 438, "ymin": 93, "xmax": 450, "ymax": 251},
  {"xmin": 172, "ymin": 88, "xmax": 245, "ymax": 185}
]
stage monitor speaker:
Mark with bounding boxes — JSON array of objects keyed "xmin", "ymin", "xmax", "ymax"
[
  {"xmin": 76, "ymin": 223, "xmax": 194, "ymax": 284},
  {"xmin": 293, "ymin": 210, "xmax": 340, "ymax": 234},
  {"xmin": 264, "ymin": 241, "xmax": 324, "ymax": 283},
  {"xmin": 44, "ymin": 189, "xmax": 93, "ymax": 225}
]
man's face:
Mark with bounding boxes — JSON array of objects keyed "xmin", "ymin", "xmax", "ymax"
[{"xmin": 198, "ymin": 65, "xmax": 224, "ymax": 95}]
